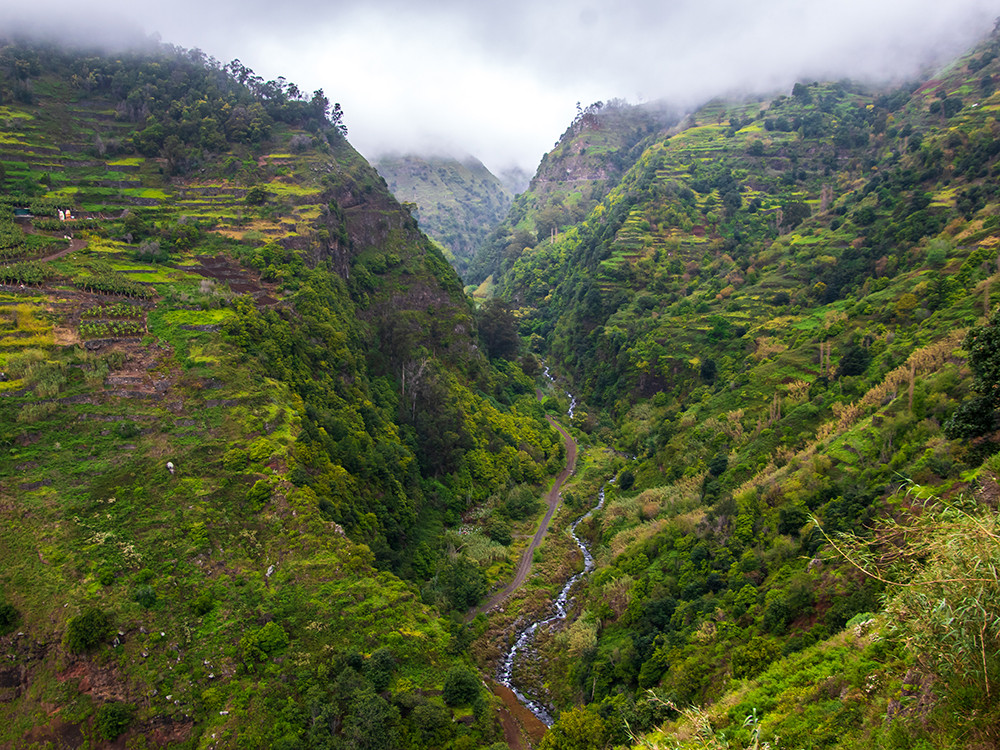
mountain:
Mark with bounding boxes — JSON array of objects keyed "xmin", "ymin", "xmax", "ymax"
[
  {"xmin": 468, "ymin": 99, "xmax": 681, "ymax": 288},
  {"xmin": 9, "ymin": 20, "xmax": 1000, "ymax": 750},
  {"xmin": 479, "ymin": 24, "xmax": 1000, "ymax": 750},
  {"xmin": 373, "ymin": 153, "xmax": 513, "ymax": 281},
  {"xmin": 0, "ymin": 36, "xmax": 559, "ymax": 748},
  {"xmin": 495, "ymin": 165, "xmax": 532, "ymax": 196}
]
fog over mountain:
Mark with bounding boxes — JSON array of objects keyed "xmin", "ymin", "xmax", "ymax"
[{"xmin": 2, "ymin": 0, "xmax": 996, "ymax": 172}]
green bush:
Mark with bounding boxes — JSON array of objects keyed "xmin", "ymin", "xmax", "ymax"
[
  {"xmin": 484, "ymin": 517, "xmax": 513, "ymax": 546},
  {"xmin": 247, "ymin": 479, "xmax": 271, "ymax": 510},
  {"xmin": 95, "ymin": 702, "xmax": 132, "ymax": 740},
  {"xmin": 240, "ymin": 621, "xmax": 289, "ymax": 665},
  {"xmin": 191, "ymin": 591, "xmax": 214, "ymax": 616},
  {"xmin": 731, "ymin": 636, "xmax": 780, "ymax": 679},
  {"xmin": 505, "ymin": 486, "xmax": 540, "ymax": 520},
  {"xmin": 66, "ymin": 608, "xmax": 112, "ymax": 653},
  {"xmin": 248, "ymin": 438, "xmax": 272, "ymax": 463},
  {"xmin": 442, "ymin": 665, "xmax": 481, "ymax": 706},
  {"xmin": 113, "ymin": 420, "xmax": 141, "ymax": 439},
  {"xmin": 135, "ymin": 568, "xmax": 154, "ymax": 583},
  {"xmin": 133, "ymin": 585, "xmax": 157, "ymax": 608},
  {"xmin": 222, "ymin": 447, "xmax": 249, "ymax": 471},
  {"xmin": 0, "ymin": 603, "xmax": 20, "ymax": 635}
]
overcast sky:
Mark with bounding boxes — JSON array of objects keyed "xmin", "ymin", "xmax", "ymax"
[{"xmin": 4, "ymin": 1, "xmax": 998, "ymax": 173}]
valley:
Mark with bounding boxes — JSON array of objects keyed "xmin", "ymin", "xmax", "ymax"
[{"xmin": 3, "ymin": 19, "xmax": 1000, "ymax": 750}]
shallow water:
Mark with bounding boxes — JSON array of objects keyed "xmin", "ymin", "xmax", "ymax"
[{"xmin": 496, "ymin": 483, "xmax": 608, "ymax": 725}]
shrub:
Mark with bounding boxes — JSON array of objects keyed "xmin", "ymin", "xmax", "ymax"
[
  {"xmin": 247, "ymin": 480, "xmax": 271, "ymax": 510},
  {"xmin": 442, "ymin": 665, "xmax": 481, "ymax": 706},
  {"xmin": 95, "ymin": 702, "xmax": 132, "ymax": 740},
  {"xmin": 731, "ymin": 636, "xmax": 780, "ymax": 679},
  {"xmin": 133, "ymin": 585, "xmax": 157, "ymax": 608},
  {"xmin": 240, "ymin": 621, "xmax": 289, "ymax": 665},
  {"xmin": 0, "ymin": 603, "xmax": 20, "ymax": 635},
  {"xmin": 135, "ymin": 568, "xmax": 154, "ymax": 583},
  {"xmin": 222, "ymin": 447, "xmax": 249, "ymax": 471},
  {"xmin": 485, "ymin": 517, "xmax": 513, "ymax": 546},
  {"xmin": 113, "ymin": 420, "xmax": 141, "ymax": 439},
  {"xmin": 66, "ymin": 608, "xmax": 112, "ymax": 653},
  {"xmin": 505, "ymin": 486, "xmax": 540, "ymax": 520},
  {"xmin": 248, "ymin": 438, "xmax": 272, "ymax": 463},
  {"xmin": 191, "ymin": 591, "xmax": 214, "ymax": 616},
  {"xmin": 829, "ymin": 489, "xmax": 1000, "ymax": 697}
]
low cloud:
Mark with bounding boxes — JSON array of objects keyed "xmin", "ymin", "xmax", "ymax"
[{"xmin": 2, "ymin": 1, "xmax": 996, "ymax": 172}]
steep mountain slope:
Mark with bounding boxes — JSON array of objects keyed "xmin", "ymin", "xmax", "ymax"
[
  {"xmin": 489, "ymin": 25, "xmax": 1000, "ymax": 750},
  {"xmin": 0, "ymin": 38, "xmax": 559, "ymax": 749},
  {"xmin": 468, "ymin": 100, "xmax": 680, "ymax": 289},
  {"xmin": 373, "ymin": 153, "xmax": 512, "ymax": 281}
]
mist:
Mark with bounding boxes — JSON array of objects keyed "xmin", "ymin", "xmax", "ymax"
[{"xmin": 2, "ymin": 1, "xmax": 996, "ymax": 173}]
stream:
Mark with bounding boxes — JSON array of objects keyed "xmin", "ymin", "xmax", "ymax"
[{"xmin": 496, "ymin": 482, "xmax": 608, "ymax": 725}]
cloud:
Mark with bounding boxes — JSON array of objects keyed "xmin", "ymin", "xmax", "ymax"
[{"xmin": 1, "ymin": 0, "xmax": 996, "ymax": 172}]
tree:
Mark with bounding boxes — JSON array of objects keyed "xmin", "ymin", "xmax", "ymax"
[
  {"xmin": 345, "ymin": 689, "xmax": 400, "ymax": 750},
  {"xmin": 836, "ymin": 342, "xmax": 871, "ymax": 378},
  {"xmin": 700, "ymin": 358, "xmax": 717, "ymax": 383},
  {"xmin": 945, "ymin": 306, "xmax": 1000, "ymax": 439},
  {"xmin": 438, "ymin": 558, "xmax": 487, "ymax": 610},
  {"xmin": 245, "ymin": 185, "xmax": 270, "ymax": 206},
  {"xmin": 478, "ymin": 299, "xmax": 520, "ymax": 360},
  {"xmin": 791, "ymin": 82, "xmax": 813, "ymax": 103},
  {"xmin": 781, "ymin": 201, "xmax": 811, "ymax": 229},
  {"xmin": 538, "ymin": 706, "xmax": 607, "ymax": 750},
  {"xmin": 442, "ymin": 665, "xmax": 481, "ymax": 706},
  {"xmin": 66, "ymin": 608, "xmax": 112, "ymax": 652},
  {"xmin": 364, "ymin": 647, "xmax": 395, "ymax": 692}
]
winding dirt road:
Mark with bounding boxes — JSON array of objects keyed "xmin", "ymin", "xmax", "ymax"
[
  {"xmin": 472, "ymin": 411, "xmax": 577, "ymax": 748},
  {"xmin": 468, "ymin": 414, "xmax": 577, "ymax": 621}
]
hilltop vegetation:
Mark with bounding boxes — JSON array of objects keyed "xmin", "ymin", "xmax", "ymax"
[
  {"xmin": 480, "ymin": 25, "xmax": 1000, "ymax": 750},
  {"xmin": 0, "ymin": 36, "xmax": 564, "ymax": 749}
]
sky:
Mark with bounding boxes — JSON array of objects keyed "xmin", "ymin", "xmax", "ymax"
[{"xmin": 3, "ymin": 1, "xmax": 999, "ymax": 173}]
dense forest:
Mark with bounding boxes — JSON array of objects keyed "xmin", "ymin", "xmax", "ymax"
[{"xmin": 5, "ymin": 19, "xmax": 1000, "ymax": 750}]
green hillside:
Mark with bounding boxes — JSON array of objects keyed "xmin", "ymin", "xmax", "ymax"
[
  {"xmin": 0, "ymin": 37, "xmax": 562, "ymax": 749},
  {"xmin": 468, "ymin": 100, "xmax": 679, "ymax": 290},
  {"xmin": 373, "ymin": 154, "xmax": 512, "ymax": 281},
  {"xmin": 482, "ymin": 25, "xmax": 1000, "ymax": 750},
  {"xmin": 9, "ymin": 19, "xmax": 1000, "ymax": 750}
]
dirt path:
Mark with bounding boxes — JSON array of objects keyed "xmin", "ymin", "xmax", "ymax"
[
  {"xmin": 38, "ymin": 237, "xmax": 86, "ymax": 263},
  {"xmin": 489, "ymin": 681, "xmax": 549, "ymax": 750},
  {"xmin": 468, "ymin": 414, "xmax": 577, "ymax": 619},
  {"xmin": 471, "ymin": 408, "xmax": 577, "ymax": 748}
]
